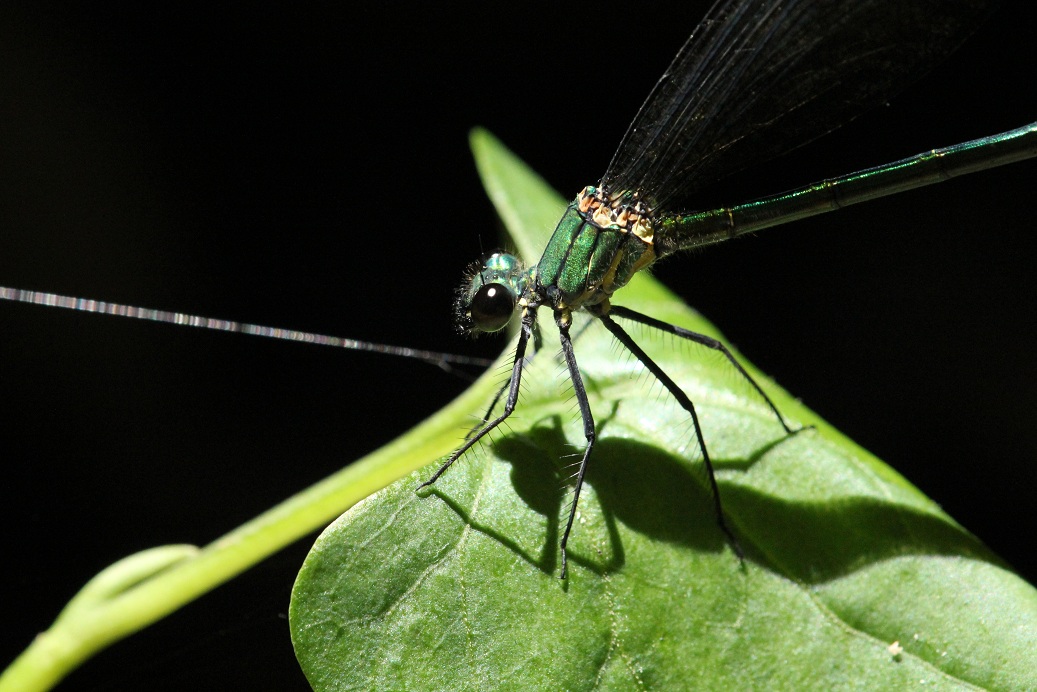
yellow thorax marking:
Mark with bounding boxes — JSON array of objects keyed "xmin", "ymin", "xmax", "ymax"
[{"xmin": 577, "ymin": 186, "xmax": 655, "ymax": 244}]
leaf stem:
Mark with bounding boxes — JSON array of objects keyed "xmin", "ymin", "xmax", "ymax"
[{"xmin": 0, "ymin": 375, "xmax": 495, "ymax": 692}]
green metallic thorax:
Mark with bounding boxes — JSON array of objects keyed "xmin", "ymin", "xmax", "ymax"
[{"xmin": 533, "ymin": 187, "xmax": 656, "ymax": 312}]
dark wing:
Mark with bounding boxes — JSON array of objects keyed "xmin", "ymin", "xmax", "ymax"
[{"xmin": 602, "ymin": 0, "xmax": 992, "ymax": 210}]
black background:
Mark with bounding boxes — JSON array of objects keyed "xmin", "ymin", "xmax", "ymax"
[{"xmin": 1, "ymin": 2, "xmax": 1035, "ymax": 689}]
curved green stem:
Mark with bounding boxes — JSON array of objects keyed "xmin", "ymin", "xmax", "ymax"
[
  {"xmin": 0, "ymin": 374, "xmax": 495, "ymax": 692},
  {"xmin": 0, "ymin": 128, "xmax": 564, "ymax": 692}
]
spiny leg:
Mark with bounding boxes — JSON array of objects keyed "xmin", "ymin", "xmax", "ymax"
[
  {"xmin": 418, "ymin": 314, "xmax": 533, "ymax": 490},
  {"xmin": 466, "ymin": 319, "xmax": 544, "ymax": 441},
  {"xmin": 468, "ymin": 372, "xmax": 512, "ymax": 442},
  {"xmin": 468, "ymin": 315, "xmax": 593, "ymax": 440},
  {"xmin": 556, "ymin": 317, "xmax": 595, "ymax": 580},
  {"xmin": 610, "ymin": 305, "xmax": 801, "ymax": 434},
  {"xmin": 596, "ymin": 310, "xmax": 743, "ymax": 559}
]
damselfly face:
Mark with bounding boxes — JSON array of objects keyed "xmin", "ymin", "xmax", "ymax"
[
  {"xmin": 1, "ymin": 1, "xmax": 1036, "ymax": 687},
  {"xmin": 456, "ymin": 252, "xmax": 527, "ymax": 334}
]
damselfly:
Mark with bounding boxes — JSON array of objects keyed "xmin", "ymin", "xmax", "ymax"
[{"xmin": 1, "ymin": 1, "xmax": 1035, "ymax": 685}]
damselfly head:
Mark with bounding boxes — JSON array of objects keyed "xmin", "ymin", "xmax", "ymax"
[{"xmin": 455, "ymin": 251, "xmax": 526, "ymax": 334}]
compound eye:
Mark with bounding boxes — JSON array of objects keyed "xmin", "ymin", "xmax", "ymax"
[{"xmin": 470, "ymin": 283, "xmax": 515, "ymax": 332}]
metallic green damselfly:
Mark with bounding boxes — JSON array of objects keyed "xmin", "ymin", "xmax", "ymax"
[
  {"xmin": 2, "ymin": 0, "xmax": 1037, "ymax": 647},
  {"xmin": 424, "ymin": 0, "xmax": 1037, "ymax": 577}
]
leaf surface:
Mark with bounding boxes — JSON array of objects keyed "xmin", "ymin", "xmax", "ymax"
[{"xmin": 290, "ymin": 129, "xmax": 1037, "ymax": 691}]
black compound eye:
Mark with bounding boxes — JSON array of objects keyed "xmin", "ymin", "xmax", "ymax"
[{"xmin": 470, "ymin": 283, "xmax": 515, "ymax": 332}]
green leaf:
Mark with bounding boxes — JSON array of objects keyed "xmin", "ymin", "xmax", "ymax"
[{"xmin": 289, "ymin": 129, "xmax": 1037, "ymax": 690}]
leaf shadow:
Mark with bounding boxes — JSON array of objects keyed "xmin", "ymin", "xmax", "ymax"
[
  {"xmin": 722, "ymin": 482, "xmax": 1004, "ymax": 584},
  {"xmin": 424, "ymin": 412, "xmax": 1004, "ymax": 586},
  {"xmin": 422, "ymin": 436, "xmax": 563, "ymax": 575},
  {"xmin": 426, "ymin": 410, "xmax": 742, "ymax": 577}
]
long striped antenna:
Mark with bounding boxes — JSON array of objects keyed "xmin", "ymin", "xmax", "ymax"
[{"xmin": 1, "ymin": 286, "xmax": 495, "ymax": 374}]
